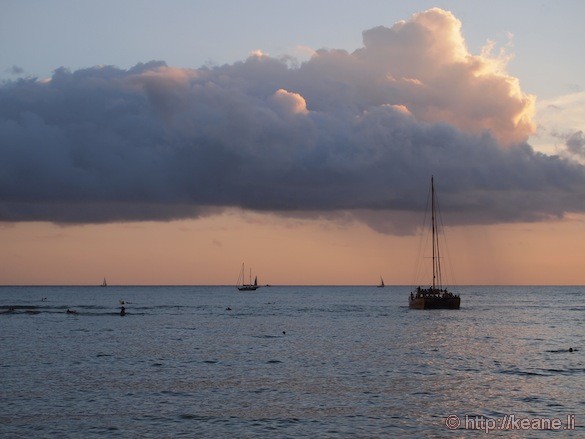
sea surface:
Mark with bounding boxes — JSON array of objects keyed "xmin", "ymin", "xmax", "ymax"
[{"xmin": 1, "ymin": 286, "xmax": 583, "ymax": 438}]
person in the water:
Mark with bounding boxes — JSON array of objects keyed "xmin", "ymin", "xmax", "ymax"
[{"xmin": 120, "ymin": 306, "xmax": 126, "ymax": 316}]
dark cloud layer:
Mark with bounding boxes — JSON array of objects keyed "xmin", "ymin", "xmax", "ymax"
[
  {"xmin": 7, "ymin": 65, "xmax": 24, "ymax": 75},
  {"xmin": 1, "ymin": 9, "xmax": 584, "ymax": 231},
  {"xmin": 566, "ymin": 131, "xmax": 585, "ymax": 157}
]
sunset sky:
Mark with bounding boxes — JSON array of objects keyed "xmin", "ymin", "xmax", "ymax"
[{"xmin": 1, "ymin": 1, "xmax": 584, "ymax": 285}]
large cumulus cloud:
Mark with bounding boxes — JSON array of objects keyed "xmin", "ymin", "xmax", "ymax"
[{"xmin": 1, "ymin": 8, "xmax": 584, "ymax": 231}]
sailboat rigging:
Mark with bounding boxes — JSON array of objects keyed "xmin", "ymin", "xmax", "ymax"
[
  {"xmin": 236, "ymin": 263, "xmax": 259, "ymax": 291},
  {"xmin": 409, "ymin": 176, "xmax": 460, "ymax": 309}
]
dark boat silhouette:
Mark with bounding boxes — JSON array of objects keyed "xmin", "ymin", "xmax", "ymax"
[
  {"xmin": 409, "ymin": 177, "xmax": 460, "ymax": 310},
  {"xmin": 236, "ymin": 263, "xmax": 260, "ymax": 291}
]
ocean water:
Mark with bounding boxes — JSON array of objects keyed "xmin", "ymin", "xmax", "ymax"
[{"xmin": 1, "ymin": 286, "xmax": 583, "ymax": 438}]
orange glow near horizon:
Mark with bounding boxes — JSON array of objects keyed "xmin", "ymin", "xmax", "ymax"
[{"xmin": 1, "ymin": 212, "xmax": 584, "ymax": 286}]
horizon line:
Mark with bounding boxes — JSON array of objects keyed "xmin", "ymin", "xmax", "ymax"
[{"xmin": 0, "ymin": 284, "xmax": 583, "ymax": 288}]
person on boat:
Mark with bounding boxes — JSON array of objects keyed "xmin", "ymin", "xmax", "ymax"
[{"xmin": 120, "ymin": 306, "xmax": 126, "ymax": 317}]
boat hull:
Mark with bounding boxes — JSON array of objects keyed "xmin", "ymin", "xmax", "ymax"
[
  {"xmin": 237, "ymin": 286, "xmax": 259, "ymax": 291},
  {"xmin": 409, "ymin": 296, "xmax": 460, "ymax": 309}
]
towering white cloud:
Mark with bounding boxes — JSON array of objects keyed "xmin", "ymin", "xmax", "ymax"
[
  {"xmin": 0, "ymin": 8, "xmax": 583, "ymax": 231},
  {"xmin": 353, "ymin": 8, "xmax": 535, "ymax": 146}
]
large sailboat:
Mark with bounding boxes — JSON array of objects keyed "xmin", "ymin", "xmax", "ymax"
[
  {"xmin": 236, "ymin": 263, "xmax": 259, "ymax": 291},
  {"xmin": 409, "ymin": 177, "xmax": 460, "ymax": 309}
]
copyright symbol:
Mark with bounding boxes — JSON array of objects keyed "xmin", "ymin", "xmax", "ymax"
[{"xmin": 445, "ymin": 415, "xmax": 461, "ymax": 430}]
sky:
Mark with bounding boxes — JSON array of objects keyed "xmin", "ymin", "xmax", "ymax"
[{"xmin": 1, "ymin": 0, "xmax": 584, "ymax": 285}]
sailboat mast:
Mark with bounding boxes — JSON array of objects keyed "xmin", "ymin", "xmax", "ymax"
[{"xmin": 431, "ymin": 176, "xmax": 436, "ymax": 290}]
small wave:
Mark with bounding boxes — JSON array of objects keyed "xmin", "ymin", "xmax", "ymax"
[
  {"xmin": 1, "ymin": 307, "xmax": 41, "ymax": 315},
  {"xmin": 178, "ymin": 414, "xmax": 216, "ymax": 421},
  {"xmin": 266, "ymin": 360, "xmax": 282, "ymax": 364},
  {"xmin": 77, "ymin": 305, "xmax": 110, "ymax": 310},
  {"xmin": 0, "ymin": 305, "xmax": 39, "ymax": 310},
  {"xmin": 518, "ymin": 396, "xmax": 543, "ymax": 403},
  {"xmin": 0, "ymin": 306, "xmax": 143, "ymax": 317},
  {"xmin": 543, "ymin": 367, "xmax": 585, "ymax": 375},
  {"xmin": 65, "ymin": 311, "xmax": 133, "ymax": 317},
  {"xmin": 498, "ymin": 368, "xmax": 549, "ymax": 377},
  {"xmin": 547, "ymin": 402, "xmax": 565, "ymax": 407},
  {"xmin": 563, "ymin": 290, "xmax": 584, "ymax": 295}
]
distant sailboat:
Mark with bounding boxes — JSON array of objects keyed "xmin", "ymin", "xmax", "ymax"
[
  {"xmin": 100, "ymin": 277, "xmax": 108, "ymax": 287},
  {"xmin": 409, "ymin": 176, "xmax": 460, "ymax": 309},
  {"xmin": 236, "ymin": 263, "xmax": 259, "ymax": 291},
  {"xmin": 377, "ymin": 276, "xmax": 385, "ymax": 288}
]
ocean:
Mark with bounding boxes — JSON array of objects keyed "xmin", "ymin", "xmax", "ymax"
[{"xmin": 1, "ymin": 286, "xmax": 583, "ymax": 438}]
